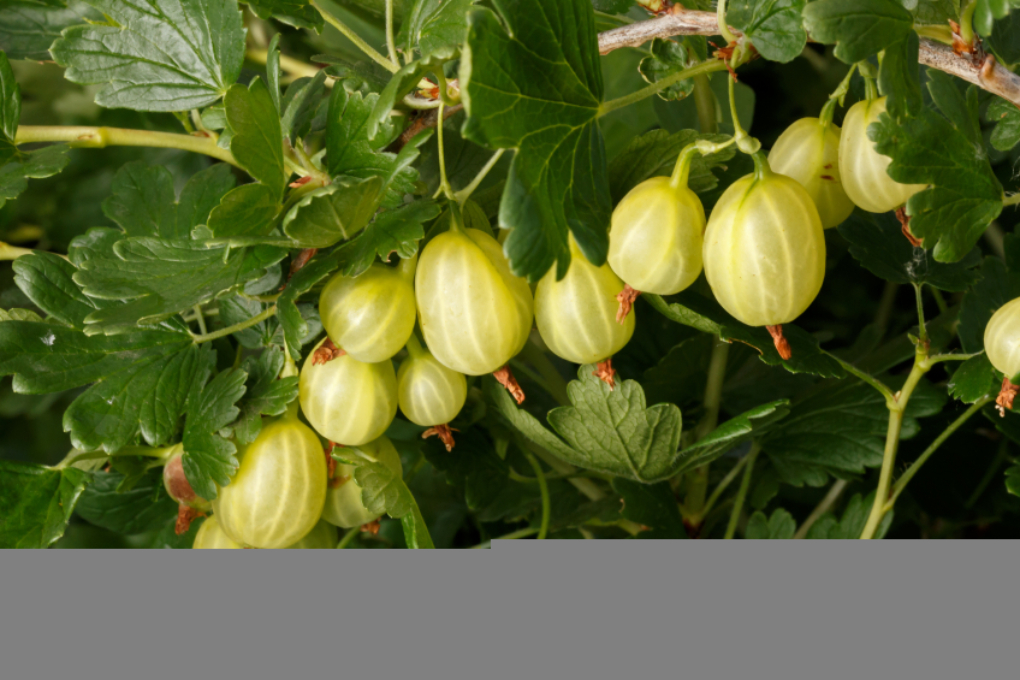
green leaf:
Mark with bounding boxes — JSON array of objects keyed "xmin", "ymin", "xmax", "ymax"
[
  {"xmin": 912, "ymin": 0, "xmax": 959, "ymax": 24},
  {"xmin": 0, "ymin": 50, "xmax": 18, "ymax": 154},
  {"xmin": 232, "ymin": 348, "xmax": 299, "ymax": 445},
  {"xmin": 872, "ymin": 71, "xmax": 1004, "ymax": 263},
  {"xmin": 728, "ymin": 0, "xmax": 807, "ymax": 63},
  {"xmin": 399, "ymin": 0, "xmax": 474, "ymax": 58},
  {"xmin": 637, "ymin": 39, "xmax": 696, "ymax": 101},
  {"xmin": 989, "ymin": 10, "xmax": 1020, "ymax": 67},
  {"xmin": 878, "ymin": 32, "xmax": 922, "ymax": 120},
  {"xmin": 337, "ymin": 198, "xmax": 440, "ymax": 277},
  {"xmin": 102, "ymin": 162, "xmax": 236, "ymax": 239},
  {"xmin": 225, "ymin": 77, "xmax": 286, "ymax": 195},
  {"xmin": 0, "ymin": 144, "xmax": 71, "ymax": 210},
  {"xmin": 490, "ymin": 366, "xmax": 684, "ymax": 483},
  {"xmin": 461, "ymin": 0, "xmax": 611, "ymax": 282},
  {"xmin": 73, "ymin": 239, "xmax": 286, "ymax": 334},
  {"xmin": 5, "ymin": 253, "xmax": 207, "ymax": 452},
  {"xmin": 642, "ymin": 334, "xmax": 715, "ymax": 407},
  {"xmin": 745, "ymin": 508, "xmax": 796, "ymax": 539},
  {"xmin": 958, "ymin": 240, "xmax": 1020, "ymax": 353},
  {"xmin": 0, "ymin": 2, "xmax": 100, "ymax": 62},
  {"xmin": 806, "ymin": 491, "xmax": 892, "ymax": 539},
  {"xmin": 646, "ymin": 292, "xmax": 846, "ymax": 378},
  {"xmin": 607, "ymin": 130, "xmax": 736, "ymax": 203},
  {"xmin": 0, "ymin": 308, "xmax": 43, "ymax": 322},
  {"xmin": 281, "ymin": 72, "xmax": 329, "ymax": 143},
  {"xmin": 336, "ymin": 445, "xmax": 436, "ymax": 548},
  {"xmin": 244, "ymin": 0, "xmax": 323, "ymax": 32},
  {"xmin": 277, "ymin": 251, "xmax": 342, "ymax": 359},
  {"xmin": 0, "ymin": 461, "xmax": 91, "ymax": 548},
  {"xmin": 326, "ymin": 85, "xmax": 414, "ymax": 208},
  {"xmin": 75, "ymin": 468, "xmax": 178, "ymax": 535},
  {"xmin": 762, "ymin": 379, "xmax": 942, "ymax": 486},
  {"xmin": 987, "ymin": 98, "xmax": 1020, "ymax": 152},
  {"xmin": 281, "ymin": 178, "xmax": 383, "ymax": 248},
  {"xmin": 206, "ymin": 184, "xmax": 281, "ymax": 238},
  {"xmin": 51, "ymin": 0, "xmax": 245, "ymax": 112},
  {"xmin": 838, "ymin": 211, "xmax": 981, "ymax": 291},
  {"xmin": 802, "ymin": 0, "xmax": 913, "ymax": 64},
  {"xmin": 974, "ymin": 0, "xmax": 1020, "ymax": 35},
  {"xmin": 948, "ymin": 354, "xmax": 995, "ymax": 404},
  {"xmin": 367, "ymin": 55, "xmax": 450, "ymax": 142},
  {"xmin": 423, "ymin": 430, "xmax": 539, "ymax": 523},
  {"xmin": 181, "ymin": 367, "xmax": 247, "ymax": 500},
  {"xmin": 672, "ymin": 401, "xmax": 791, "ymax": 475},
  {"xmin": 612, "ymin": 479, "xmax": 687, "ymax": 539}
]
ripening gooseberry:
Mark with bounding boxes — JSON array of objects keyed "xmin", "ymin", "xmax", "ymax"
[
  {"xmin": 318, "ymin": 258, "xmax": 416, "ymax": 363},
  {"xmin": 984, "ymin": 297, "xmax": 1020, "ymax": 379},
  {"xmin": 769, "ymin": 116, "xmax": 855, "ymax": 229},
  {"xmin": 299, "ymin": 338, "xmax": 398, "ymax": 446},
  {"xmin": 702, "ymin": 153, "xmax": 826, "ymax": 335},
  {"xmin": 323, "ymin": 436, "xmax": 403, "ymax": 529},
  {"xmin": 211, "ymin": 417, "xmax": 327, "ymax": 549},
  {"xmin": 839, "ymin": 96, "xmax": 925, "ymax": 214},
  {"xmin": 535, "ymin": 236, "xmax": 635, "ymax": 365},
  {"xmin": 163, "ymin": 447, "xmax": 210, "ymax": 512},
  {"xmin": 608, "ymin": 172, "xmax": 706, "ymax": 295},
  {"xmin": 397, "ymin": 334, "xmax": 468, "ymax": 427},
  {"xmin": 192, "ymin": 515, "xmax": 243, "ymax": 549},
  {"xmin": 416, "ymin": 210, "xmax": 533, "ymax": 375},
  {"xmin": 283, "ymin": 520, "xmax": 337, "ymax": 549}
]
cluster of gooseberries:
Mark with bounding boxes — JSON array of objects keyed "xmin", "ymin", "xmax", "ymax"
[{"xmin": 173, "ymin": 72, "xmax": 926, "ymax": 549}]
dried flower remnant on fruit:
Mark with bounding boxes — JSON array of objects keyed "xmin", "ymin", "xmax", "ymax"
[
  {"xmin": 996, "ymin": 377, "xmax": 1019, "ymax": 417},
  {"xmin": 616, "ymin": 285, "xmax": 641, "ymax": 324},
  {"xmin": 896, "ymin": 208, "xmax": 923, "ymax": 248},
  {"xmin": 493, "ymin": 365, "xmax": 526, "ymax": 404},
  {"xmin": 766, "ymin": 325, "xmax": 792, "ymax": 360},
  {"xmin": 423, "ymin": 423, "xmax": 458, "ymax": 451},
  {"xmin": 324, "ymin": 441, "xmax": 337, "ymax": 480},
  {"xmin": 313, "ymin": 338, "xmax": 345, "ymax": 365},
  {"xmin": 176, "ymin": 505, "xmax": 205, "ymax": 535},
  {"xmin": 593, "ymin": 358, "xmax": 618, "ymax": 390},
  {"xmin": 361, "ymin": 520, "xmax": 381, "ymax": 535}
]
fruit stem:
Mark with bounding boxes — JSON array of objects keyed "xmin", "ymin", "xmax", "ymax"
[
  {"xmin": 190, "ymin": 305, "xmax": 277, "ymax": 344},
  {"xmin": 310, "ymin": 0, "xmax": 399, "ymax": 74},
  {"xmin": 822, "ymin": 63, "xmax": 858, "ymax": 129},
  {"xmin": 728, "ymin": 75, "xmax": 761, "ymax": 154},
  {"xmin": 453, "ymin": 149, "xmax": 505, "ymax": 205},
  {"xmin": 669, "ymin": 137, "xmax": 736, "ymax": 190},
  {"xmin": 405, "ymin": 331, "xmax": 427, "ymax": 359},
  {"xmin": 885, "ymin": 395, "xmax": 993, "ymax": 512},
  {"xmin": 524, "ymin": 452, "xmax": 551, "ymax": 540},
  {"xmin": 435, "ymin": 100, "xmax": 456, "ymax": 201},
  {"xmin": 749, "ymin": 150, "xmax": 772, "ymax": 181},
  {"xmin": 384, "ymin": 0, "xmax": 400, "ymax": 67},
  {"xmin": 716, "ymin": 0, "xmax": 738, "ymax": 44},
  {"xmin": 958, "ymin": 0, "xmax": 977, "ymax": 50},
  {"xmin": 336, "ymin": 529, "xmax": 360, "ymax": 549},
  {"xmin": 859, "ymin": 61, "xmax": 879, "ymax": 101},
  {"xmin": 819, "ymin": 98, "xmax": 838, "ymax": 129},
  {"xmin": 684, "ymin": 339, "xmax": 730, "ymax": 521},
  {"xmin": 598, "ymin": 59, "xmax": 728, "ymax": 116},
  {"xmin": 15, "ymin": 125, "xmax": 239, "ymax": 168},
  {"xmin": 724, "ymin": 443, "xmax": 759, "ymax": 539},
  {"xmin": 397, "ymin": 252, "xmax": 419, "ymax": 281},
  {"xmin": 692, "ymin": 450, "xmax": 753, "ymax": 524},
  {"xmin": 693, "ymin": 74, "xmax": 718, "ymax": 133},
  {"xmin": 792, "ymin": 479, "xmax": 849, "ymax": 539}
]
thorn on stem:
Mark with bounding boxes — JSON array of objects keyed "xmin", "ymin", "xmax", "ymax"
[
  {"xmin": 896, "ymin": 208, "xmax": 923, "ymax": 247},
  {"xmin": 493, "ymin": 365, "xmax": 526, "ymax": 404},
  {"xmin": 175, "ymin": 505, "xmax": 206, "ymax": 536},
  {"xmin": 996, "ymin": 377, "xmax": 1019, "ymax": 417},
  {"xmin": 422, "ymin": 423, "xmax": 458, "ymax": 451},
  {"xmin": 766, "ymin": 325, "xmax": 792, "ymax": 360},
  {"xmin": 616, "ymin": 285, "xmax": 640, "ymax": 324},
  {"xmin": 593, "ymin": 358, "xmax": 618, "ymax": 390},
  {"xmin": 313, "ymin": 338, "xmax": 345, "ymax": 365}
]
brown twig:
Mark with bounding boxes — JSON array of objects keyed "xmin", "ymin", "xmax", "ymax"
[{"xmin": 596, "ymin": 9, "xmax": 1020, "ymax": 107}]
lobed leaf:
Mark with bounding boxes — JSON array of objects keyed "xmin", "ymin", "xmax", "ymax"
[
  {"xmin": 51, "ymin": 0, "xmax": 245, "ymax": 112},
  {"xmin": 0, "ymin": 461, "xmax": 91, "ymax": 549},
  {"xmin": 802, "ymin": 0, "xmax": 913, "ymax": 64},
  {"xmin": 745, "ymin": 508, "xmax": 796, "ymax": 539}
]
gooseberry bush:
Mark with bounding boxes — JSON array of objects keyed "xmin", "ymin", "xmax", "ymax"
[{"xmin": 3, "ymin": 0, "xmax": 1020, "ymax": 548}]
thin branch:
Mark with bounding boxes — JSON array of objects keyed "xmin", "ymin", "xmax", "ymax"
[
  {"xmin": 793, "ymin": 479, "xmax": 848, "ymax": 539},
  {"xmin": 15, "ymin": 126, "xmax": 238, "ymax": 167},
  {"xmin": 596, "ymin": 9, "xmax": 1020, "ymax": 107}
]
